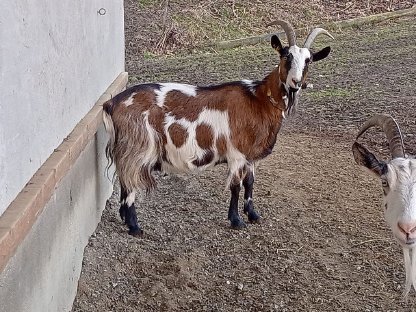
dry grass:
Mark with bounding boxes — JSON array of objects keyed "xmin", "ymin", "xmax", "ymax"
[{"xmin": 124, "ymin": 0, "xmax": 414, "ymax": 59}]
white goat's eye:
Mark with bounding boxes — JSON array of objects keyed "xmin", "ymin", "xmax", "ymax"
[{"xmin": 381, "ymin": 180, "xmax": 389, "ymax": 188}]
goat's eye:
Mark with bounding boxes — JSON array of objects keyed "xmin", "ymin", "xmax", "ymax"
[{"xmin": 381, "ymin": 180, "xmax": 389, "ymax": 188}]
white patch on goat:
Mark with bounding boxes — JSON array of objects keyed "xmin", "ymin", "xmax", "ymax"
[
  {"xmin": 140, "ymin": 111, "xmax": 161, "ymax": 167},
  {"xmin": 163, "ymin": 114, "xmax": 199, "ymax": 172},
  {"xmin": 241, "ymin": 80, "xmax": 256, "ymax": 95},
  {"xmin": 198, "ymin": 109, "xmax": 230, "ymax": 138},
  {"xmin": 198, "ymin": 109, "xmax": 248, "ymax": 187},
  {"xmin": 126, "ymin": 191, "xmax": 136, "ymax": 206},
  {"xmin": 161, "ymin": 108, "xmax": 248, "ymax": 187},
  {"xmin": 244, "ymin": 197, "xmax": 253, "ymax": 205},
  {"xmin": 282, "ymin": 95, "xmax": 288, "ymax": 108},
  {"xmin": 163, "ymin": 109, "xmax": 231, "ymax": 172},
  {"xmin": 226, "ymin": 146, "xmax": 248, "ymax": 188},
  {"xmin": 123, "ymin": 92, "xmax": 137, "ymax": 107},
  {"xmin": 286, "ymin": 46, "xmax": 311, "ymax": 88},
  {"xmin": 155, "ymin": 83, "xmax": 197, "ymax": 107}
]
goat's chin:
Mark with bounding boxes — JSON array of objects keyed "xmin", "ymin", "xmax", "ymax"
[
  {"xmin": 402, "ymin": 247, "xmax": 416, "ymax": 298},
  {"xmin": 394, "ymin": 235, "xmax": 416, "ymax": 248}
]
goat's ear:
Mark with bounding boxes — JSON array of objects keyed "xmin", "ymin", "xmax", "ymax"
[
  {"xmin": 271, "ymin": 35, "xmax": 283, "ymax": 53},
  {"xmin": 352, "ymin": 142, "xmax": 387, "ymax": 177},
  {"xmin": 312, "ymin": 46, "xmax": 331, "ymax": 62}
]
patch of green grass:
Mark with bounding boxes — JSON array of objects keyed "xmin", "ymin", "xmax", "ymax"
[
  {"xmin": 143, "ymin": 50, "xmax": 158, "ymax": 59},
  {"xmin": 137, "ymin": 0, "xmax": 159, "ymax": 8}
]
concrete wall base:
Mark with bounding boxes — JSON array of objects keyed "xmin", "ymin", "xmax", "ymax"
[
  {"xmin": 0, "ymin": 71, "xmax": 127, "ymax": 312},
  {"xmin": 0, "ymin": 125, "xmax": 112, "ymax": 312}
]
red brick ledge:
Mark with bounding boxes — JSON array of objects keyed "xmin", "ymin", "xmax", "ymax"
[{"xmin": 0, "ymin": 72, "xmax": 128, "ymax": 273}]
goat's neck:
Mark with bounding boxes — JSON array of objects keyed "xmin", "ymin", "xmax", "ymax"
[
  {"xmin": 257, "ymin": 66, "xmax": 286, "ymax": 111},
  {"xmin": 236, "ymin": 67, "xmax": 286, "ymax": 161}
]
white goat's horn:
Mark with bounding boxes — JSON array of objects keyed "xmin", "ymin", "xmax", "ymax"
[
  {"xmin": 303, "ymin": 28, "xmax": 334, "ymax": 49},
  {"xmin": 267, "ymin": 20, "xmax": 296, "ymax": 47},
  {"xmin": 356, "ymin": 114, "xmax": 405, "ymax": 159}
]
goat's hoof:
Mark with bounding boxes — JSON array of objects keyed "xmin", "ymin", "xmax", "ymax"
[
  {"xmin": 248, "ymin": 212, "xmax": 261, "ymax": 224},
  {"xmin": 230, "ymin": 218, "xmax": 247, "ymax": 229},
  {"xmin": 128, "ymin": 226, "xmax": 144, "ymax": 237}
]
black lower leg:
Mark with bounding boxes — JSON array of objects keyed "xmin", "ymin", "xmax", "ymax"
[
  {"xmin": 119, "ymin": 184, "xmax": 128, "ymax": 223},
  {"xmin": 125, "ymin": 203, "xmax": 143, "ymax": 236},
  {"xmin": 120, "ymin": 187, "xmax": 143, "ymax": 236},
  {"xmin": 243, "ymin": 170, "xmax": 260, "ymax": 223},
  {"xmin": 228, "ymin": 182, "xmax": 246, "ymax": 229}
]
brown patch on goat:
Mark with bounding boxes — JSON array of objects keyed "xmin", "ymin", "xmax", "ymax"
[
  {"xmin": 125, "ymin": 92, "xmax": 155, "ymax": 111},
  {"xmin": 278, "ymin": 58, "xmax": 289, "ymax": 84},
  {"xmin": 196, "ymin": 124, "xmax": 214, "ymax": 149},
  {"xmin": 148, "ymin": 108, "xmax": 165, "ymax": 137},
  {"xmin": 165, "ymin": 91, "xmax": 200, "ymax": 122},
  {"xmin": 301, "ymin": 67, "xmax": 309, "ymax": 86},
  {"xmin": 192, "ymin": 149, "xmax": 214, "ymax": 167},
  {"xmin": 165, "ymin": 90, "xmax": 229, "ymax": 122},
  {"xmin": 216, "ymin": 135, "xmax": 228, "ymax": 156},
  {"xmin": 168, "ymin": 123, "xmax": 188, "ymax": 148}
]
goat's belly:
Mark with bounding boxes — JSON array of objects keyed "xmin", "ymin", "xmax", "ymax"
[{"xmin": 161, "ymin": 144, "xmax": 220, "ymax": 173}]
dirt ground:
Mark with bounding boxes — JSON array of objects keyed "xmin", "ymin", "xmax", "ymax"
[{"xmin": 72, "ymin": 14, "xmax": 416, "ymax": 312}]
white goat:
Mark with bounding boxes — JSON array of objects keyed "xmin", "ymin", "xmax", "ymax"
[{"xmin": 352, "ymin": 114, "xmax": 416, "ymax": 296}]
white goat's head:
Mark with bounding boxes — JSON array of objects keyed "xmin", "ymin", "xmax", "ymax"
[{"xmin": 352, "ymin": 114, "xmax": 416, "ymax": 296}]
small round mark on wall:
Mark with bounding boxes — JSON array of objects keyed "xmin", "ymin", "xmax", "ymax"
[{"xmin": 97, "ymin": 8, "xmax": 107, "ymax": 16}]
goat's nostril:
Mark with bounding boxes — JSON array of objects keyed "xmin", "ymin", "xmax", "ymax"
[{"xmin": 398, "ymin": 221, "xmax": 416, "ymax": 235}]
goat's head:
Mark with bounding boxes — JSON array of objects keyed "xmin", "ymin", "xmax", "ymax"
[
  {"xmin": 267, "ymin": 20, "xmax": 333, "ymax": 113},
  {"xmin": 352, "ymin": 114, "xmax": 416, "ymax": 295}
]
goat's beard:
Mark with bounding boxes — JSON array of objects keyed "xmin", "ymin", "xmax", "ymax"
[
  {"xmin": 286, "ymin": 87, "xmax": 300, "ymax": 116},
  {"xmin": 403, "ymin": 247, "xmax": 416, "ymax": 297}
]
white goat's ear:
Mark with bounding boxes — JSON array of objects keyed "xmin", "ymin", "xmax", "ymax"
[{"xmin": 352, "ymin": 142, "xmax": 387, "ymax": 177}]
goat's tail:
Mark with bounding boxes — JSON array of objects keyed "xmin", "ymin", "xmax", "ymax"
[
  {"xmin": 103, "ymin": 100, "xmax": 116, "ymax": 177},
  {"xmin": 102, "ymin": 100, "xmax": 160, "ymax": 193}
]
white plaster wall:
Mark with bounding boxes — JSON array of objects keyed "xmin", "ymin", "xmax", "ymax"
[
  {"xmin": 0, "ymin": 125, "xmax": 113, "ymax": 312},
  {"xmin": 0, "ymin": 0, "xmax": 125, "ymax": 215}
]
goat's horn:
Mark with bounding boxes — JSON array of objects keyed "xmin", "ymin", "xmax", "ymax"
[
  {"xmin": 303, "ymin": 28, "xmax": 334, "ymax": 49},
  {"xmin": 356, "ymin": 114, "xmax": 405, "ymax": 159},
  {"xmin": 267, "ymin": 20, "xmax": 296, "ymax": 46}
]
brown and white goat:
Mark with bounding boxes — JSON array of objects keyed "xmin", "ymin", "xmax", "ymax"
[
  {"xmin": 353, "ymin": 115, "xmax": 416, "ymax": 296},
  {"xmin": 103, "ymin": 20, "xmax": 333, "ymax": 236}
]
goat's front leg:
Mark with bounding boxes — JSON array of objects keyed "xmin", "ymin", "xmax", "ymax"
[
  {"xmin": 243, "ymin": 168, "xmax": 261, "ymax": 223},
  {"xmin": 119, "ymin": 184, "xmax": 143, "ymax": 236},
  {"xmin": 228, "ymin": 179, "xmax": 246, "ymax": 229}
]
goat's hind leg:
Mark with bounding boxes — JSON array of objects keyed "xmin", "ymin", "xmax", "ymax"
[
  {"xmin": 119, "ymin": 183, "xmax": 143, "ymax": 236},
  {"xmin": 119, "ymin": 183, "xmax": 128, "ymax": 223},
  {"xmin": 228, "ymin": 178, "xmax": 246, "ymax": 229},
  {"xmin": 243, "ymin": 168, "xmax": 261, "ymax": 223}
]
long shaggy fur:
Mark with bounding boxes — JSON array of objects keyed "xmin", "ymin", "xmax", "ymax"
[{"xmin": 103, "ymin": 106, "xmax": 161, "ymax": 193}]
